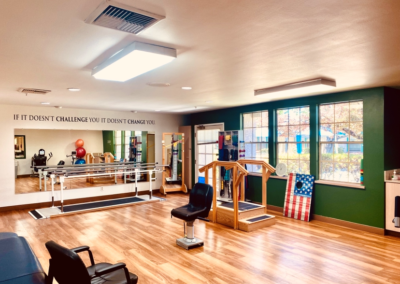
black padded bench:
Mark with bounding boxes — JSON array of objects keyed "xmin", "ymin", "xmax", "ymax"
[{"xmin": 0, "ymin": 232, "xmax": 46, "ymax": 284}]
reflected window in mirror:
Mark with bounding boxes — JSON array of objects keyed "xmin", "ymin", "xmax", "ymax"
[{"xmin": 14, "ymin": 135, "xmax": 26, "ymax": 159}]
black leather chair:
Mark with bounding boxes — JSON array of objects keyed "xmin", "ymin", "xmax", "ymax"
[
  {"xmin": 171, "ymin": 183, "xmax": 213, "ymax": 249},
  {"xmin": 45, "ymin": 241, "xmax": 138, "ymax": 284}
]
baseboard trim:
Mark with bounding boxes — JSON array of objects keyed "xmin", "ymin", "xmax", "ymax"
[
  {"xmin": 16, "ymin": 174, "xmax": 31, "ymax": 178},
  {"xmin": 385, "ymin": 230, "xmax": 400, "ymax": 238},
  {"xmin": 0, "ymin": 190, "xmax": 160, "ymax": 212},
  {"xmin": 267, "ymin": 205, "xmax": 384, "ymax": 235}
]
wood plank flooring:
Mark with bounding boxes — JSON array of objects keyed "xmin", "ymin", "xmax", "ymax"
[
  {"xmin": 1, "ymin": 193, "xmax": 400, "ymax": 283},
  {"xmin": 15, "ymin": 176, "xmax": 132, "ymax": 194}
]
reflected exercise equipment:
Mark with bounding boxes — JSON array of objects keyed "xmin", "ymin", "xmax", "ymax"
[
  {"xmin": 29, "ymin": 161, "xmax": 166, "ymax": 217},
  {"xmin": 30, "ymin": 149, "xmax": 52, "ymax": 178},
  {"xmin": 160, "ymin": 132, "xmax": 187, "ymax": 195}
]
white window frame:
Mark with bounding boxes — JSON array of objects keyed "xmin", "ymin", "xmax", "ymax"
[
  {"xmin": 242, "ymin": 111, "xmax": 269, "ymax": 173},
  {"xmin": 114, "ymin": 131, "xmax": 122, "ymax": 160},
  {"xmin": 194, "ymin": 123, "xmax": 224, "ymax": 184},
  {"xmin": 319, "ymin": 100, "xmax": 363, "ymax": 183},
  {"xmin": 276, "ymin": 106, "xmax": 310, "ymax": 175}
]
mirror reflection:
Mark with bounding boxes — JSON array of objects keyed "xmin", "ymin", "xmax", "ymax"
[
  {"xmin": 14, "ymin": 129, "xmax": 155, "ymax": 194},
  {"xmin": 14, "ymin": 135, "xmax": 26, "ymax": 159}
]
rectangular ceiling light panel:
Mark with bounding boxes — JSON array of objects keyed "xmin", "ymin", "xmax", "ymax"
[
  {"xmin": 85, "ymin": 0, "xmax": 164, "ymax": 35},
  {"xmin": 92, "ymin": 42, "xmax": 177, "ymax": 82},
  {"xmin": 254, "ymin": 78, "xmax": 336, "ymax": 97}
]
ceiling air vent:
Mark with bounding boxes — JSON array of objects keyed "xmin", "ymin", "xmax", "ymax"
[
  {"xmin": 85, "ymin": 0, "xmax": 164, "ymax": 35},
  {"xmin": 18, "ymin": 88, "xmax": 51, "ymax": 95}
]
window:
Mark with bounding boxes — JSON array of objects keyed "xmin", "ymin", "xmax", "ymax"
[
  {"xmin": 114, "ymin": 131, "xmax": 122, "ymax": 160},
  {"xmin": 319, "ymin": 101, "xmax": 363, "ymax": 183},
  {"xmin": 243, "ymin": 111, "xmax": 269, "ymax": 173},
  {"xmin": 124, "ymin": 131, "xmax": 132, "ymax": 159},
  {"xmin": 277, "ymin": 107, "xmax": 310, "ymax": 174},
  {"xmin": 197, "ymin": 128, "xmax": 220, "ymax": 185}
]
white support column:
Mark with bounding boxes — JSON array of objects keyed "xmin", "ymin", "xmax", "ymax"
[
  {"xmin": 38, "ymin": 169, "xmax": 42, "ymax": 191},
  {"xmin": 50, "ymin": 174, "xmax": 55, "ymax": 208},
  {"xmin": 149, "ymin": 170, "xmax": 153, "ymax": 199},
  {"xmin": 135, "ymin": 168, "xmax": 138, "ymax": 196},
  {"xmin": 60, "ymin": 176, "xmax": 65, "ymax": 213},
  {"xmin": 43, "ymin": 171, "xmax": 48, "ymax": 192}
]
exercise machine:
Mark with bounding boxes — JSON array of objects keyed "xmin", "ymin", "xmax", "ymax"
[
  {"xmin": 30, "ymin": 149, "xmax": 52, "ymax": 178},
  {"xmin": 160, "ymin": 132, "xmax": 187, "ymax": 195},
  {"xmin": 66, "ymin": 150, "xmax": 77, "ymax": 165}
]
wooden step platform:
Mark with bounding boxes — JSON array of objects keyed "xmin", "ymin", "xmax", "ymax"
[
  {"xmin": 208, "ymin": 201, "xmax": 276, "ymax": 232},
  {"xmin": 239, "ymin": 214, "xmax": 276, "ymax": 232}
]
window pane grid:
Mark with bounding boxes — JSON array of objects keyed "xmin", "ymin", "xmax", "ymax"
[
  {"xmin": 277, "ymin": 107, "xmax": 310, "ymax": 174},
  {"xmin": 243, "ymin": 111, "xmax": 269, "ymax": 173},
  {"xmin": 319, "ymin": 101, "xmax": 363, "ymax": 183}
]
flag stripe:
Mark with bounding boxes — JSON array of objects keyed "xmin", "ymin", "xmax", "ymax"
[
  {"xmin": 297, "ymin": 196, "xmax": 303, "ymax": 220},
  {"xmin": 290, "ymin": 178, "xmax": 297, "ymax": 218},
  {"xmin": 301, "ymin": 195, "xmax": 307, "ymax": 220},
  {"xmin": 284, "ymin": 173, "xmax": 294, "ymax": 217},
  {"xmin": 304, "ymin": 196, "xmax": 311, "ymax": 221}
]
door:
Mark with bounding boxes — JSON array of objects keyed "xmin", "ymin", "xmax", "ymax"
[
  {"xmin": 195, "ymin": 123, "xmax": 224, "ymax": 188},
  {"xmin": 179, "ymin": 126, "xmax": 192, "ymax": 189}
]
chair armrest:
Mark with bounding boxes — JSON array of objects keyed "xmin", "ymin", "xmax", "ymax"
[
  {"xmin": 95, "ymin": 263, "xmax": 132, "ymax": 283},
  {"xmin": 71, "ymin": 246, "xmax": 90, "ymax": 253},
  {"xmin": 197, "ymin": 217, "xmax": 210, "ymax": 222},
  {"xmin": 71, "ymin": 246, "xmax": 95, "ymax": 266}
]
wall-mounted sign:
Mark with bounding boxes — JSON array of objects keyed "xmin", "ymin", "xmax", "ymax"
[{"xmin": 13, "ymin": 114, "xmax": 155, "ymax": 125}]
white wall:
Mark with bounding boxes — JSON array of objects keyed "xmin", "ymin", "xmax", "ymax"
[
  {"xmin": 1, "ymin": 104, "xmax": 183, "ymax": 207},
  {"xmin": 15, "ymin": 129, "xmax": 104, "ymax": 175}
]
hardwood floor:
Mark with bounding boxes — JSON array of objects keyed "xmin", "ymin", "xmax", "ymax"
[
  {"xmin": 1, "ymin": 193, "xmax": 400, "ymax": 283},
  {"xmin": 15, "ymin": 175, "xmax": 135, "ymax": 194}
]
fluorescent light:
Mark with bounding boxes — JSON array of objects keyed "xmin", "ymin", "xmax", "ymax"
[
  {"xmin": 171, "ymin": 106, "xmax": 208, "ymax": 112},
  {"xmin": 182, "ymin": 87, "xmax": 192, "ymax": 90},
  {"xmin": 92, "ymin": 42, "xmax": 177, "ymax": 82},
  {"xmin": 68, "ymin": 88, "xmax": 80, "ymax": 91},
  {"xmin": 254, "ymin": 78, "xmax": 336, "ymax": 97},
  {"xmin": 41, "ymin": 102, "xmax": 50, "ymax": 105}
]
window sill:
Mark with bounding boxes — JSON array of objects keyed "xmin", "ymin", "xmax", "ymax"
[
  {"xmin": 249, "ymin": 173, "xmax": 288, "ymax": 180},
  {"xmin": 315, "ymin": 180, "xmax": 365, "ymax": 189},
  {"xmin": 248, "ymin": 173, "xmax": 365, "ymax": 189}
]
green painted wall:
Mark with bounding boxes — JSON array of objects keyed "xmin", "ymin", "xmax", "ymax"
[
  {"xmin": 102, "ymin": 131, "xmax": 114, "ymax": 153},
  {"xmin": 184, "ymin": 87, "xmax": 388, "ymax": 228},
  {"xmin": 141, "ymin": 131, "xmax": 148, "ymax": 164}
]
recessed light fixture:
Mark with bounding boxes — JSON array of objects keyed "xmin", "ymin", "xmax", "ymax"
[
  {"xmin": 147, "ymin": 82, "xmax": 171, "ymax": 87},
  {"xmin": 181, "ymin": 87, "xmax": 192, "ymax": 90},
  {"xmin": 155, "ymin": 110, "xmax": 160, "ymax": 112},
  {"xmin": 55, "ymin": 106, "xmax": 62, "ymax": 109},
  {"xmin": 41, "ymin": 102, "xmax": 50, "ymax": 105},
  {"xmin": 68, "ymin": 88, "xmax": 80, "ymax": 92},
  {"xmin": 92, "ymin": 42, "xmax": 177, "ymax": 82},
  {"xmin": 254, "ymin": 78, "xmax": 336, "ymax": 97}
]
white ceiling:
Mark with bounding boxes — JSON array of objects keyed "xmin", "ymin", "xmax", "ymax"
[{"xmin": 1, "ymin": 0, "xmax": 400, "ymax": 113}]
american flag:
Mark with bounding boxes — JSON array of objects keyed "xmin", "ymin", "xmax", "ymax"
[{"xmin": 283, "ymin": 173, "xmax": 315, "ymax": 222}]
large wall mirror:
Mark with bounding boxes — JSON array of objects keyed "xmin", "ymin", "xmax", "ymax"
[{"xmin": 14, "ymin": 129, "xmax": 155, "ymax": 194}]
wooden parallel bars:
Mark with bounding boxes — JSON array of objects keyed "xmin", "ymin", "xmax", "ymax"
[{"xmin": 199, "ymin": 159, "xmax": 275, "ymax": 229}]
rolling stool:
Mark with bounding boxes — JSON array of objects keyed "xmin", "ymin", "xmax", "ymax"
[{"xmin": 171, "ymin": 183, "xmax": 213, "ymax": 250}]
